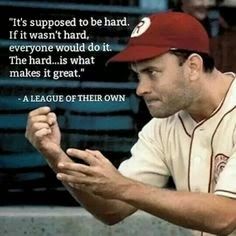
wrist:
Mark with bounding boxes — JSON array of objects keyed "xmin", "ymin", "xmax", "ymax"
[
  {"xmin": 37, "ymin": 142, "xmax": 61, "ymax": 157},
  {"xmin": 38, "ymin": 145, "xmax": 70, "ymax": 171},
  {"xmin": 117, "ymin": 177, "xmax": 142, "ymax": 202}
]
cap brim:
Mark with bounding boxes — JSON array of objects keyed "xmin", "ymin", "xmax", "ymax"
[{"xmin": 107, "ymin": 45, "xmax": 170, "ymax": 64}]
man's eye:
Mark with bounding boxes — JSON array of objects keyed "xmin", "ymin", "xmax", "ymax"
[{"xmin": 148, "ymin": 70, "xmax": 158, "ymax": 77}]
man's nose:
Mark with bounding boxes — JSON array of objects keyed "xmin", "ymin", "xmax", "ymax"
[
  {"xmin": 200, "ymin": 0, "xmax": 208, "ymax": 7},
  {"xmin": 136, "ymin": 78, "xmax": 151, "ymax": 97},
  {"xmin": 193, "ymin": 0, "xmax": 207, "ymax": 7}
]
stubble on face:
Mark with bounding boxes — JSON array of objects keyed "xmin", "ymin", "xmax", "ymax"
[
  {"xmin": 144, "ymin": 62, "xmax": 195, "ymax": 118},
  {"xmin": 145, "ymin": 78, "xmax": 194, "ymax": 118}
]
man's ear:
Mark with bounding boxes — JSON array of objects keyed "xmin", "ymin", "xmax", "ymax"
[{"xmin": 185, "ymin": 53, "xmax": 203, "ymax": 81}]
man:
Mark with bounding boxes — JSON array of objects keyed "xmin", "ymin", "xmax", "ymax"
[
  {"xmin": 178, "ymin": 0, "xmax": 209, "ymax": 21},
  {"xmin": 174, "ymin": 0, "xmax": 228, "ymax": 37},
  {"xmin": 25, "ymin": 12, "xmax": 236, "ymax": 235}
]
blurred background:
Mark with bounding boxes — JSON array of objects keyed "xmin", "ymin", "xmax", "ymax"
[{"xmin": 0, "ymin": 0, "xmax": 235, "ymax": 206}]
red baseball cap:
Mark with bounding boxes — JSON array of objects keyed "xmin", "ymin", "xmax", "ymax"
[{"xmin": 108, "ymin": 11, "xmax": 210, "ymax": 63}]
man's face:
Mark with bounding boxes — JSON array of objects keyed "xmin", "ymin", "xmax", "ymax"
[
  {"xmin": 132, "ymin": 53, "xmax": 195, "ymax": 118},
  {"xmin": 182, "ymin": 0, "xmax": 208, "ymax": 20}
]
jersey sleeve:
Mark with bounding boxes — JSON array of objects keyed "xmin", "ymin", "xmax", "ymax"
[
  {"xmin": 214, "ymin": 130, "xmax": 236, "ymax": 199},
  {"xmin": 118, "ymin": 118, "xmax": 170, "ymax": 188}
]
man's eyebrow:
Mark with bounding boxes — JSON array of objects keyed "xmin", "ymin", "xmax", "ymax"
[
  {"xmin": 139, "ymin": 66, "xmax": 160, "ymax": 73},
  {"xmin": 130, "ymin": 64, "xmax": 162, "ymax": 73}
]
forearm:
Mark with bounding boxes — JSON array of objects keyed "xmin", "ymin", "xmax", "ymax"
[
  {"xmin": 41, "ymin": 147, "xmax": 136, "ymax": 224},
  {"xmin": 119, "ymin": 180, "xmax": 236, "ymax": 235},
  {"xmin": 25, "ymin": 107, "xmax": 134, "ymax": 223},
  {"xmin": 67, "ymin": 187, "xmax": 136, "ymax": 224}
]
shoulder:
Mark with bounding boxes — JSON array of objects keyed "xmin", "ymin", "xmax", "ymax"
[
  {"xmin": 224, "ymin": 73, "xmax": 236, "ymax": 103},
  {"xmin": 140, "ymin": 114, "xmax": 181, "ymax": 140}
]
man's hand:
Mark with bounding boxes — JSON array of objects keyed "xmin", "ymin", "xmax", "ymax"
[
  {"xmin": 57, "ymin": 148, "xmax": 131, "ymax": 199},
  {"xmin": 25, "ymin": 106, "xmax": 61, "ymax": 155}
]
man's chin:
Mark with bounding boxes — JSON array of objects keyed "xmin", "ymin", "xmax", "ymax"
[
  {"xmin": 148, "ymin": 110, "xmax": 172, "ymax": 119},
  {"xmin": 194, "ymin": 12, "xmax": 207, "ymax": 21}
]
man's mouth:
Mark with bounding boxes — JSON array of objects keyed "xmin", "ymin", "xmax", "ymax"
[{"xmin": 145, "ymin": 99, "xmax": 161, "ymax": 106}]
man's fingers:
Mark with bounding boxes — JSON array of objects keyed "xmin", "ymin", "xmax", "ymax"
[
  {"xmin": 66, "ymin": 148, "xmax": 97, "ymax": 165},
  {"xmin": 29, "ymin": 112, "xmax": 56, "ymax": 125},
  {"xmin": 35, "ymin": 128, "xmax": 51, "ymax": 138},
  {"xmin": 58, "ymin": 162, "xmax": 93, "ymax": 175},
  {"xmin": 31, "ymin": 122, "xmax": 50, "ymax": 130},
  {"xmin": 85, "ymin": 149, "xmax": 105, "ymax": 160},
  {"xmin": 57, "ymin": 166, "xmax": 86, "ymax": 177},
  {"xmin": 47, "ymin": 112, "xmax": 57, "ymax": 126},
  {"xmin": 28, "ymin": 106, "xmax": 51, "ymax": 118},
  {"xmin": 56, "ymin": 173, "xmax": 90, "ymax": 184},
  {"xmin": 30, "ymin": 115, "xmax": 50, "ymax": 123}
]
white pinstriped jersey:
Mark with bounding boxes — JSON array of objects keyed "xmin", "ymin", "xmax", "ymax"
[{"xmin": 119, "ymin": 73, "xmax": 236, "ymax": 236}]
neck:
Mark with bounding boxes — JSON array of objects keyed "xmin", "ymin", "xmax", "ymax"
[{"xmin": 186, "ymin": 70, "xmax": 234, "ymax": 123}]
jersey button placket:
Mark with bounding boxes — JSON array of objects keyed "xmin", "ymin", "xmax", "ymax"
[{"xmin": 189, "ymin": 127, "xmax": 210, "ymax": 193}]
